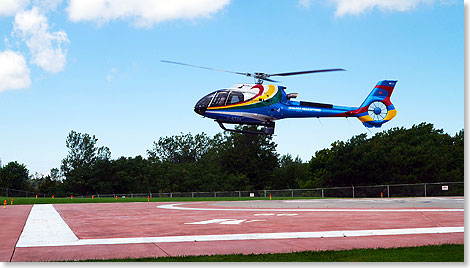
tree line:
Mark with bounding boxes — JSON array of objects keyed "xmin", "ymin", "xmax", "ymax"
[{"xmin": 0, "ymin": 122, "xmax": 464, "ymax": 196}]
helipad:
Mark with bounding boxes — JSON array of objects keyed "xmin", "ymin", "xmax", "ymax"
[{"xmin": 1, "ymin": 197, "xmax": 464, "ymax": 261}]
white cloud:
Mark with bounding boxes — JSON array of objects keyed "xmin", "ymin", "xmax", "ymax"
[
  {"xmin": 32, "ymin": 0, "xmax": 62, "ymax": 12},
  {"xmin": 0, "ymin": 0, "xmax": 30, "ymax": 16},
  {"xmin": 0, "ymin": 50, "xmax": 31, "ymax": 92},
  {"xmin": 298, "ymin": 0, "xmax": 311, "ymax": 9},
  {"xmin": 332, "ymin": 0, "xmax": 434, "ymax": 17},
  {"xmin": 106, "ymin": 68, "xmax": 117, "ymax": 82},
  {"xmin": 13, "ymin": 7, "xmax": 69, "ymax": 73},
  {"xmin": 67, "ymin": 0, "xmax": 230, "ymax": 28}
]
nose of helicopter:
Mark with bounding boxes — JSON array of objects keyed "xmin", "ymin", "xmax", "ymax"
[
  {"xmin": 194, "ymin": 106, "xmax": 206, "ymax": 116},
  {"xmin": 194, "ymin": 92, "xmax": 215, "ymax": 116}
]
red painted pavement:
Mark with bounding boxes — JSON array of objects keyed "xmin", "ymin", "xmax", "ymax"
[
  {"xmin": 0, "ymin": 205, "xmax": 32, "ymax": 262},
  {"xmin": 6, "ymin": 200, "xmax": 464, "ymax": 261},
  {"xmin": 55, "ymin": 202, "xmax": 463, "ymax": 239},
  {"xmin": 12, "ymin": 243, "xmax": 168, "ymax": 262}
]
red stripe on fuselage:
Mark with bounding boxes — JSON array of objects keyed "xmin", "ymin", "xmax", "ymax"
[
  {"xmin": 375, "ymin": 85, "xmax": 394, "ymax": 95},
  {"xmin": 382, "ymin": 97, "xmax": 392, "ymax": 106},
  {"xmin": 251, "ymin": 84, "xmax": 265, "ymax": 100}
]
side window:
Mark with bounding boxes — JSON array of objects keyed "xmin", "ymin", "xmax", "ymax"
[
  {"xmin": 210, "ymin": 91, "xmax": 229, "ymax": 107},
  {"xmin": 227, "ymin": 92, "xmax": 245, "ymax": 105}
]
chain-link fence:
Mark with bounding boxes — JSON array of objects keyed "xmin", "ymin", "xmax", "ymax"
[
  {"xmin": 0, "ymin": 187, "xmax": 47, "ymax": 198},
  {"xmin": 1, "ymin": 181, "xmax": 463, "ymax": 199}
]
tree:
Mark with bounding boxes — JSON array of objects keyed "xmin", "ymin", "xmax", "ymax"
[
  {"xmin": 0, "ymin": 161, "xmax": 29, "ymax": 190},
  {"xmin": 219, "ymin": 126, "xmax": 279, "ymax": 190},
  {"xmin": 50, "ymin": 168, "xmax": 61, "ymax": 181},
  {"xmin": 109, "ymin": 156, "xmax": 151, "ymax": 193},
  {"xmin": 308, "ymin": 123, "xmax": 464, "ymax": 187},
  {"xmin": 272, "ymin": 154, "xmax": 310, "ymax": 189},
  {"xmin": 61, "ymin": 130, "xmax": 111, "ymax": 195},
  {"xmin": 25, "ymin": 168, "xmax": 65, "ymax": 196},
  {"xmin": 147, "ymin": 132, "xmax": 227, "ymax": 192},
  {"xmin": 147, "ymin": 132, "xmax": 215, "ymax": 163}
]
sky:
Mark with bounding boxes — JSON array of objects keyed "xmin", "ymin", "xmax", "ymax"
[{"xmin": 0, "ymin": 0, "xmax": 464, "ymax": 175}]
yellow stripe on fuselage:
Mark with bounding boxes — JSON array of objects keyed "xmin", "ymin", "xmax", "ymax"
[
  {"xmin": 259, "ymin": 84, "xmax": 276, "ymax": 101},
  {"xmin": 359, "ymin": 108, "xmax": 397, "ymax": 122},
  {"xmin": 358, "ymin": 114, "xmax": 373, "ymax": 122}
]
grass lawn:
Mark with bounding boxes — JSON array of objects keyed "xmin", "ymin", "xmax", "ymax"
[
  {"xmin": 0, "ymin": 196, "xmax": 325, "ymax": 205},
  {"xmin": 86, "ymin": 244, "xmax": 464, "ymax": 262}
]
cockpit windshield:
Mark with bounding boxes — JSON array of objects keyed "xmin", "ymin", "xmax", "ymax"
[
  {"xmin": 210, "ymin": 90, "xmax": 229, "ymax": 107},
  {"xmin": 195, "ymin": 92, "xmax": 216, "ymax": 109},
  {"xmin": 195, "ymin": 89, "xmax": 257, "ymax": 110}
]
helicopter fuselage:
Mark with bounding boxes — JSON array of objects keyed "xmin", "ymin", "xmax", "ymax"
[
  {"xmin": 161, "ymin": 60, "xmax": 396, "ymax": 135},
  {"xmin": 194, "ymin": 81, "xmax": 397, "ymax": 134}
]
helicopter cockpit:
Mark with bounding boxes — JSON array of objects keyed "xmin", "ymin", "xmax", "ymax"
[{"xmin": 194, "ymin": 89, "xmax": 257, "ymax": 115}]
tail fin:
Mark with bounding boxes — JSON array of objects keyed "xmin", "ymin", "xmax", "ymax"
[{"xmin": 355, "ymin": 80, "xmax": 397, "ymax": 128}]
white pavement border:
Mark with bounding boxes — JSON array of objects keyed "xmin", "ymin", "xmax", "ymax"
[
  {"xmin": 16, "ymin": 204, "xmax": 79, "ymax": 247},
  {"xmin": 157, "ymin": 203, "xmax": 465, "ymax": 212},
  {"xmin": 15, "ymin": 204, "xmax": 464, "ymax": 248}
]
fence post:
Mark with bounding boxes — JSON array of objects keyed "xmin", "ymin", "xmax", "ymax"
[
  {"xmin": 352, "ymin": 186, "xmax": 355, "ymax": 198},
  {"xmin": 424, "ymin": 184, "xmax": 427, "ymax": 197},
  {"xmin": 321, "ymin": 188, "xmax": 324, "ymax": 198},
  {"xmin": 214, "ymin": 192, "xmax": 217, "ymax": 198},
  {"xmin": 264, "ymin": 190, "xmax": 266, "ymax": 197},
  {"xmin": 191, "ymin": 192, "xmax": 194, "ymax": 198},
  {"xmin": 291, "ymin": 189, "xmax": 294, "ymax": 198},
  {"xmin": 238, "ymin": 191, "xmax": 241, "ymax": 198},
  {"xmin": 170, "ymin": 192, "xmax": 173, "ymax": 198},
  {"xmin": 387, "ymin": 185, "xmax": 390, "ymax": 198}
]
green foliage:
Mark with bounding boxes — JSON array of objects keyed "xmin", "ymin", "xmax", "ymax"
[
  {"xmin": 61, "ymin": 130, "xmax": 111, "ymax": 195},
  {"xmin": 218, "ymin": 126, "xmax": 279, "ymax": 189},
  {"xmin": 145, "ymin": 127, "xmax": 280, "ymax": 191},
  {"xmin": 6, "ymin": 122, "xmax": 464, "ymax": 195},
  {"xmin": 0, "ymin": 196, "xmax": 326, "ymax": 205},
  {"xmin": 0, "ymin": 161, "xmax": 29, "ymax": 190},
  {"xmin": 271, "ymin": 154, "xmax": 310, "ymax": 189},
  {"xmin": 147, "ymin": 132, "xmax": 216, "ymax": 163},
  {"xmin": 28, "ymin": 168, "xmax": 64, "ymax": 196},
  {"xmin": 309, "ymin": 123, "xmax": 464, "ymax": 187}
]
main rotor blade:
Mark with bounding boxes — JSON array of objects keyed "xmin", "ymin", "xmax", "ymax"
[
  {"xmin": 269, "ymin": 68, "xmax": 346, "ymax": 77},
  {"xmin": 261, "ymin": 77, "xmax": 279, "ymax": 83},
  {"xmin": 161, "ymin": 60, "xmax": 248, "ymax": 76}
]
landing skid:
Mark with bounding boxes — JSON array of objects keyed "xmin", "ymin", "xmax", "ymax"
[{"xmin": 217, "ymin": 121, "xmax": 275, "ymax": 135}]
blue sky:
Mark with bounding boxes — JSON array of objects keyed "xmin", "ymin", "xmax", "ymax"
[{"xmin": 0, "ymin": 0, "xmax": 464, "ymax": 175}]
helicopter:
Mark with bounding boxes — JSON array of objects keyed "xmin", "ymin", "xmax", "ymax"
[{"xmin": 162, "ymin": 60, "xmax": 397, "ymax": 135}]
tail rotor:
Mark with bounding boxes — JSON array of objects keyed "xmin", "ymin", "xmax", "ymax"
[{"xmin": 367, "ymin": 101, "xmax": 388, "ymax": 121}]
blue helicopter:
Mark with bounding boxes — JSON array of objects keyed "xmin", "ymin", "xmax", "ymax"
[{"xmin": 163, "ymin": 60, "xmax": 397, "ymax": 135}]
